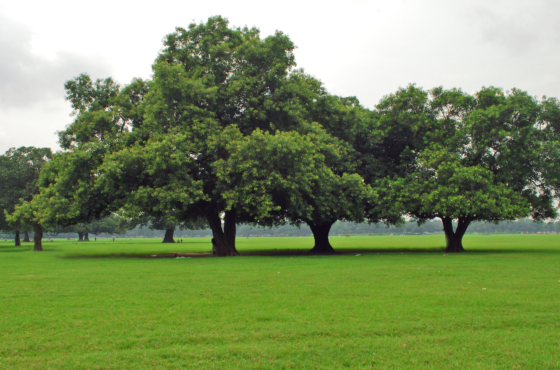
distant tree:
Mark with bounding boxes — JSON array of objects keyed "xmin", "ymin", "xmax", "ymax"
[
  {"xmin": 1, "ymin": 147, "xmax": 52, "ymax": 249},
  {"xmin": 72, "ymin": 215, "xmax": 133, "ymax": 241},
  {"xmin": 384, "ymin": 85, "xmax": 560, "ymax": 252},
  {"xmin": 44, "ymin": 224, "xmax": 74, "ymax": 237},
  {"xmin": 22, "ymin": 230, "xmax": 31, "ymax": 243},
  {"xmin": 141, "ymin": 214, "xmax": 208, "ymax": 243}
]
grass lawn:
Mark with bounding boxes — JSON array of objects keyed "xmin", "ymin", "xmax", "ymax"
[{"xmin": 1, "ymin": 234, "xmax": 559, "ymax": 369}]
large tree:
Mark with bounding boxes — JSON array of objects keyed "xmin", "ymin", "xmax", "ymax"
[
  {"xmin": 1, "ymin": 147, "xmax": 52, "ymax": 249},
  {"xmin": 16, "ymin": 16, "xmax": 298, "ymax": 256},
  {"xmin": 215, "ymin": 123, "xmax": 377, "ymax": 253},
  {"xmin": 93, "ymin": 16, "xmax": 300, "ymax": 256},
  {"xmin": 220, "ymin": 71, "xmax": 407, "ymax": 253},
  {"xmin": 385, "ymin": 85, "xmax": 560, "ymax": 252}
]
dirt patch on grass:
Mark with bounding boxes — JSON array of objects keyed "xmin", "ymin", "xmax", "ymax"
[{"xmin": 142, "ymin": 252, "xmax": 213, "ymax": 258}]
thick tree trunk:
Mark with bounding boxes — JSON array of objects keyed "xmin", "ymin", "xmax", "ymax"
[
  {"xmin": 162, "ymin": 228, "xmax": 175, "ymax": 243},
  {"xmin": 441, "ymin": 216, "xmax": 471, "ymax": 253},
  {"xmin": 84, "ymin": 232, "xmax": 90, "ymax": 241},
  {"xmin": 308, "ymin": 221, "xmax": 336, "ymax": 254},
  {"xmin": 78, "ymin": 232, "xmax": 84, "ymax": 241},
  {"xmin": 206, "ymin": 209, "xmax": 239, "ymax": 256},
  {"xmin": 23, "ymin": 230, "xmax": 30, "ymax": 243},
  {"xmin": 33, "ymin": 223, "xmax": 43, "ymax": 252},
  {"xmin": 15, "ymin": 230, "xmax": 21, "ymax": 247}
]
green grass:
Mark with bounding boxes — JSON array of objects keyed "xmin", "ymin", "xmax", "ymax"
[{"xmin": 1, "ymin": 234, "xmax": 559, "ymax": 369}]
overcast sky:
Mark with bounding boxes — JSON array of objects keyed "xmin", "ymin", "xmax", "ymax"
[{"xmin": 1, "ymin": 0, "xmax": 559, "ymax": 153}]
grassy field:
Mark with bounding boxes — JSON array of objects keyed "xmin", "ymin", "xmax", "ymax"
[{"xmin": 1, "ymin": 234, "xmax": 559, "ymax": 369}]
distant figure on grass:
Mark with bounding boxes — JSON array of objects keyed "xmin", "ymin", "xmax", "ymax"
[{"xmin": 112, "ymin": 237, "xmax": 115, "ymax": 242}]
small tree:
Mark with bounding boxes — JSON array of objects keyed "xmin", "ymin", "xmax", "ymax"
[{"xmin": 1, "ymin": 147, "xmax": 52, "ymax": 249}]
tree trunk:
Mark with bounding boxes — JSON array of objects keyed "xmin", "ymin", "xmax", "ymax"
[
  {"xmin": 23, "ymin": 230, "xmax": 30, "ymax": 243},
  {"xmin": 15, "ymin": 230, "xmax": 21, "ymax": 247},
  {"xmin": 162, "ymin": 228, "xmax": 175, "ymax": 243},
  {"xmin": 441, "ymin": 216, "xmax": 471, "ymax": 253},
  {"xmin": 33, "ymin": 223, "xmax": 43, "ymax": 252},
  {"xmin": 78, "ymin": 232, "xmax": 84, "ymax": 241},
  {"xmin": 206, "ymin": 208, "xmax": 239, "ymax": 256},
  {"xmin": 308, "ymin": 221, "xmax": 336, "ymax": 254},
  {"xmin": 84, "ymin": 232, "xmax": 90, "ymax": 241}
]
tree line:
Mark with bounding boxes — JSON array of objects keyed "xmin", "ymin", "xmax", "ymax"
[
  {"xmin": 2, "ymin": 16, "xmax": 560, "ymax": 254},
  {"xmin": 3, "ymin": 218, "xmax": 557, "ymax": 241}
]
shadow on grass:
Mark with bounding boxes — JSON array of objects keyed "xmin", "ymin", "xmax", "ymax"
[
  {"xmin": 62, "ymin": 252, "xmax": 213, "ymax": 259},
  {"xmin": 0, "ymin": 249, "xmax": 63, "ymax": 253},
  {"xmin": 0, "ymin": 246, "xmax": 32, "ymax": 253},
  {"xmin": 63, "ymin": 247, "xmax": 444, "ymax": 259},
  {"xmin": 60, "ymin": 245, "xmax": 560, "ymax": 259},
  {"xmin": 458, "ymin": 248, "xmax": 560, "ymax": 254}
]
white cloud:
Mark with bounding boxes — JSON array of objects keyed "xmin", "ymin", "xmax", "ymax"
[
  {"xmin": 0, "ymin": 100, "xmax": 68, "ymax": 154},
  {"xmin": 469, "ymin": 0, "xmax": 560, "ymax": 54},
  {"xmin": 0, "ymin": 14, "xmax": 112, "ymax": 109}
]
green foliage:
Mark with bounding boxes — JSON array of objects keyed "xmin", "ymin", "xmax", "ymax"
[
  {"xmin": 17, "ymin": 73, "xmax": 150, "ymax": 229},
  {"xmin": 50, "ymin": 17, "xmax": 301, "ymax": 233},
  {"xmin": 377, "ymin": 85, "xmax": 560, "ymax": 250},
  {"xmin": 396, "ymin": 147, "xmax": 529, "ymax": 221},
  {"xmin": 1, "ymin": 147, "xmax": 52, "ymax": 231},
  {"xmin": 216, "ymin": 125, "xmax": 373, "ymax": 226},
  {"xmin": 27, "ymin": 148, "xmax": 108, "ymax": 227},
  {"xmin": 72, "ymin": 215, "xmax": 134, "ymax": 236},
  {"xmin": 139, "ymin": 214, "xmax": 208, "ymax": 232},
  {"xmin": 266, "ymin": 71, "xmax": 408, "ymax": 227},
  {"xmin": 60, "ymin": 74, "xmax": 148, "ymax": 149},
  {"xmin": 155, "ymin": 15, "xmax": 296, "ymax": 135}
]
